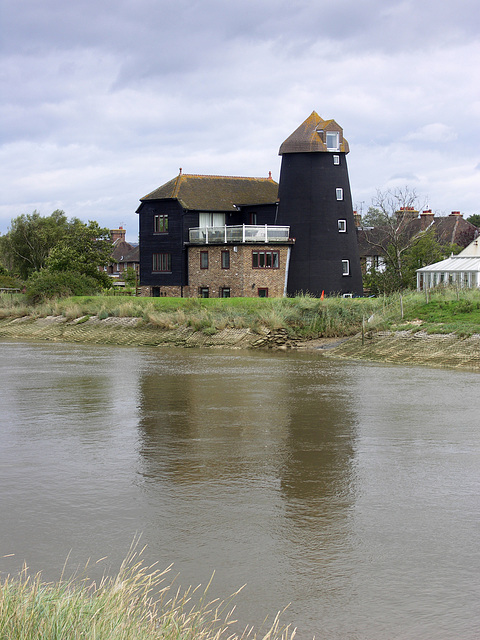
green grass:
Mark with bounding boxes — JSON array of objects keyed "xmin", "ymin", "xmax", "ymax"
[
  {"xmin": 3, "ymin": 288, "xmax": 480, "ymax": 339},
  {"xmin": 0, "ymin": 545, "xmax": 294, "ymax": 640}
]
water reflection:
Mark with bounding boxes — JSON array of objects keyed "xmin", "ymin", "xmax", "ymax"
[{"xmin": 1, "ymin": 342, "xmax": 479, "ymax": 639}]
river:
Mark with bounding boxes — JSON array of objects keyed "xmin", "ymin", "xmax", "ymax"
[{"xmin": 0, "ymin": 341, "xmax": 479, "ymax": 639}]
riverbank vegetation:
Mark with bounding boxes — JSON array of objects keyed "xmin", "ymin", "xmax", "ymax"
[
  {"xmin": 2, "ymin": 288, "xmax": 480, "ymax": 340},
  {"xmin": 0, "ymin": 547, "xmax": 294, "ymax": 640}
]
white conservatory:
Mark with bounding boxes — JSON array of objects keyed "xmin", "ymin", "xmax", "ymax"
[{"xmin": 417, "ymin": 237, "xmax": 480, "ymax": 290}]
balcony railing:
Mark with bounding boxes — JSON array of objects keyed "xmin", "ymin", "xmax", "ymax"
[{"xmin": 188, "ymin": 225, "xmax": 290, "ymax": 245}]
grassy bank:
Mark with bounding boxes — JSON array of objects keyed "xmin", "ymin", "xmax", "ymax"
[
  {"xmin": 0, "ymin": 548, "xmax": 294, "ymax": 640},
  {"xmin": 2, "ymin": 288, "xmax": 480, "ymax": 347},
  {"xmin": 0, "ymin": 293, "xmax": 382, "ymax": 339}
]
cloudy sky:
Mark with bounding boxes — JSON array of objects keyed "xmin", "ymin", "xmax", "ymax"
[{"xmin": 1, "ymin": 0, "xmax": 479, "ymax": 240}]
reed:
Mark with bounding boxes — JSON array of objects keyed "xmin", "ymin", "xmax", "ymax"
[{"xmin": 0, "ymin": 546, "xmax": 295, "ymax": 640}]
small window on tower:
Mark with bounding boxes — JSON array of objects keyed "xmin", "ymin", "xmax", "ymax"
[
  {"xmin": 333, "ymin": 155, "xmax": 340, "ymax": 165},
  {"xmin": 342, "ymin": 260, "xmax": 350, "ymax": 276},
  {"xmin": 338, "ymin": 219, "xmax": 347, "ymax": 232},
  {"xmin": 336, "ymin": 188, "xmax": 343, "ymax": 201}
]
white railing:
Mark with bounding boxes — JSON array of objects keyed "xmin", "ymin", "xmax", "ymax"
[{"xmin": 189, "ymin": 225, "xmax": 290, "ymax": 244}]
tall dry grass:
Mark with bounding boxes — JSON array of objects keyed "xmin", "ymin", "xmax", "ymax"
[{"xmin": 0, "ymin": 545, "xmax": 296, "ymax": 640}]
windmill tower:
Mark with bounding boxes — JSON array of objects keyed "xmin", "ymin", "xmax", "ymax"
[{"xmin": 276, "ymin": 112, "xmax": 363, "ymax": 297}]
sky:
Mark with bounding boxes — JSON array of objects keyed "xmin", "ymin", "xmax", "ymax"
[{"xmin": 1, "ymin": 0, "xmax": 480, "ymax": 241}]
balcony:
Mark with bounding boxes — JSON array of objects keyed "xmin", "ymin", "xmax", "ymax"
[{"xmin": 188, "ymin": 225, "xmax": 291, "ymax": 245}]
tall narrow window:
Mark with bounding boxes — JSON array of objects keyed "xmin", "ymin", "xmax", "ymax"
[
  {"xmin": 200, "ymin": 251, "xmax": 209, "ymax": 269},
  {"xmin": 338, "ymin": 219, "xmax": 347, "ymax": 232},
  {"xmin": 333, "ymin": 155, "xmax": 340, "ymax": 165},
  {"xmin": 336, "ymin": 188, "xmax": 343, "ymax": 201},
  {"xmin": 326, "ymin": 131, "xmax": 340, "ymax": 150},
  {"xmin": 154, "ymin": 214, "xmax": 168, "ymax": 233},
  {"xmin": 152, "ymin": 253, "xmax": 171, "ymax": 272},
  {"xmin": 342, "ymin": 260, "xmax": 350, "ymax": 276},
  {"xmin": 221, "ymin": 250, "xmax": 230, "ymax": 269}
]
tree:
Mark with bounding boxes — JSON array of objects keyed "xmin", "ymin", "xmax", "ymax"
[
  {"xmin": 466, "ymin": 214, "xmax": 480, "ymax": 228},
  {"xmin": 46, "ymin": 219, "xmax": 113, "ymax": 288},
  {"xmin": 0, "ymin": 210, "xmax": 69, "ymax": 279},
  {"xmin": 363, "ymin": 228, "xmax": 461, "ymax": 294},
  {"xmin": 362, "ymin": 187, "xmax": 428, "ymax": 290},
  {"xmin": 361, "ymin": 206, "xmax": 387, "ymax": 227}
]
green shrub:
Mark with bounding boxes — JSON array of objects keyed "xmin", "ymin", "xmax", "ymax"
[{"xmin": 25, "ymin": 270, "xmax": 101, "ymax": 303}]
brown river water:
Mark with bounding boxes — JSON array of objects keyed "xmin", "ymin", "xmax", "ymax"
[{"xmin": 0, "ymin": 340, "xmax": 479, "ymax": 639}]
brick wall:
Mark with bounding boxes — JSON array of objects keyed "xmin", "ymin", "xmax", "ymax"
[
  {"xmin": 188, "ymin": 244, "xmax": 291, "ymax": 297},
  {"xmin": 139, "ymin": 285, "xmax": 191, "ymax": 297}
]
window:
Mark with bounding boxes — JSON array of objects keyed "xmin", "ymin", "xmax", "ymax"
[
  {"xmin": 249, "ymin": 212, "xmax": 257, "ymax": 225},
  {"xmin": 342, "ymin": 260, "xmax": 350, "ymax": 276},
  {"xmin": 336, "ymin": 188, "xmax": 343, "ymax": 201},
  {"xmin": 221, "ymin": 250, "xmax": 230, "ymax": 269},
  {"xmin": 258, "ymin": 288, "xmax": 268, "ymax": 298},
  {"xmin": 152, "ymin": 253, "xmax": 171, "ymax": 272},
  {"xmin": 326, "ymin": 131, "xmax": 340, "ymax": 150},
  {"xmin": 333, "ymin": 155, "xmax": 340, "ymax": 165},
  {"xmin": 221, "ymin": 287, "xmax": 231, "ymax": 298},
  {"xmin": 199, "ymin": 287, "xmax": 209, "ymax": 298},
  {"xmin": 338, "ymin": 219, "xmax": 347, "ymax": 232},
  {"xmin": 154, "ymin": 214, "xmax": 168, "ymax": 233},
  {"xmin": 252, "ymin": 250, "xmax": 279, "ymax": 269},
  {"xmin": 199, "ymin": 212, "xmax": 225, "ymax": 227},
  {"xmin": 200, "ymin": 251, "xmax": 209, "ymax": 269}
]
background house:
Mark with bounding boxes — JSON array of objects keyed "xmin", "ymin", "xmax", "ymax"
[
  {"xmin": 357, "ymin": 211, "xmax": 477, "ymax": 275},
  {"xmin": 105, "ymin": 227, "xmax": 139, "ymax": 283}
]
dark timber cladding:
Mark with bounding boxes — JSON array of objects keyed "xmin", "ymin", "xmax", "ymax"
[{"xmin": 276, "ymin": 112, "xmax": 363, "ymax": 296}]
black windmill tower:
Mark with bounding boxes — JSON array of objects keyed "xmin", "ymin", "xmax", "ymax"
[{"xmin": 276, "ymin": 112, "xmax": 363, "ymax": 297}]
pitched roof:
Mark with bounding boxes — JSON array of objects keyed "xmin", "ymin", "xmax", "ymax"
[
  {"xmin": 357, "ymin": 215, "xmax": 477, "ymax": 256},
  {"xmin": 111, "ymin": 239, "xmax": 138, "ymax": 263},
  {"xmin": 417, "ymin": 255, "xmax": 480, "ymax": 273},
  {"xmin": 278, "ymin": 111, "xmax": 349, "ymax": 155},
  {"xmin": 140, "ymin": 173, "xmax": 278, "ymax": 212}
]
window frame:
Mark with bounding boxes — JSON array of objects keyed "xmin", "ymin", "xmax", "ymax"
[
  {"xmin": 252, "ymin": 250, "xmax": 280, "ymax": 269},
  {"xmin": 200, "ymin": 251, "xmax": 209, "ymax": 269},
  {"xmin": 333, "ymin": 155, "xmax": 340, "ymax": 165},
  {"xmin": 258, "ymin": 288, "xmax": 269, "ymax": 298},
  {"xmin": 338, "ymin": 219, "xmax": 347, "ymax": 233},
  {"xmin": 221, "ymin": 250, "xmax": 230, "ymax": 269},
  {"xmin": 220, "ymin": 287, "xmax": 231, "ymax": 298},
  {"xmin": 152, "ymin": 252, "xmax": 171, "ymax": 273},
  {"xmin": 336, "ymin": 188, "xmax": 344, "ymax": 201},
  {"xmin": 199, "ymin": 287, "xmax": 209, "ymax": 298},
  {"xmin": 153, "ymin": 214, "xmax": 168, "ymax": 234},
  {"xmin": 342, "ymin": 260, "xmax": 350, "ymax": 276},
  {"xmin": 326, "ymin": 131, "xmax": 340, "ymax": 151}
]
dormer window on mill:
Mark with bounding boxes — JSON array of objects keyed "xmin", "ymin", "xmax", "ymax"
[{"xmin": 326, "ymin": 131, "xmax": 340, "ymax": 151}]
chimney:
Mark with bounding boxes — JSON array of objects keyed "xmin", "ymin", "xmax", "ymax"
[
  {"xmin": 111, "ymin": 226, "xmax": 126, "ymax": 242},
  {"xmin": 353, "ymin": 211, "xmax": 362, "ymax": 227},
  {"xmin": 397, "ymin": 206, "xmax": 418, "ymax": 222},
  {"xmin": 449, "ymin": 211, "xmax": 463, "ymax": 218},
  {"xmin": 420, "ymin": 209, "xmax": 434, "ymax": 230}
]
